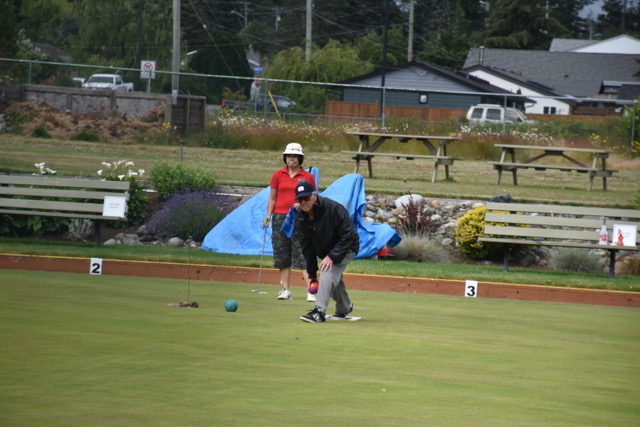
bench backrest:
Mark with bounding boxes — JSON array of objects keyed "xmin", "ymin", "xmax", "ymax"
[
  {"xmin": 0, "ymin": 175, "xmax": 130, "ymax": 221},
  {"xmin": 484, "ymin": 202, "xmax": 640, "ymax": 247}
]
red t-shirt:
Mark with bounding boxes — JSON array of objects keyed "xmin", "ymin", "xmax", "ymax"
[{"xmin": 270, "ymin": 167, "xmax": 316, "ymax": 214}]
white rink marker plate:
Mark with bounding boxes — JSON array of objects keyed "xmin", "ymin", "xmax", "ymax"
[{"xmin": 325, "ymin": 315, "xmax": 361, "ymax": 321}]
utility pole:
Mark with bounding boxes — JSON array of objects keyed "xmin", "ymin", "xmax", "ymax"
[
  {"xmin": 171, "ymin": 0, "xmax": 180, "ymax": 103},
  {"xmin": 407, "ymin": 0, "xmax": 414, "ymax": 62},
  {"xmin": 136, "ymin": 0, "xmax": 145, "ymax": 69},
  {"xmin": 305, "ymin": 0, "xmax": 312, "ymax": 61}
]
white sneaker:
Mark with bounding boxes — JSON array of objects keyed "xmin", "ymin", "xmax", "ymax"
[
  {"xmin": 307, "ymin": 292, "xmax": 316, "ymax": 302},
  {"xmin": 277, "ymin": 289, "xmax": 292, "ymax": 300}
]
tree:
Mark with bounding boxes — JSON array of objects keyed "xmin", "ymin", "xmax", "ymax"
[
  {"xmin": 481, "ymin": 0, "xmax": 568, "ymax": 49},
  {"xmin": 596, "ymin": 0, "xmax": 640, "ymax": 38},
  {"xmin": 264, "ymin": 39, "xmax": 374, "ymax": 112},
  {"xmin": 357, "ymin": 27, "xmax": 407, "ymax": 70},
  {"xmin": 184, "ymin": 29, "xmax": 252, "ymax": 103},
  {"xmin": 0, "ymin": 1, "xmax": 19, "ymax": 59}
]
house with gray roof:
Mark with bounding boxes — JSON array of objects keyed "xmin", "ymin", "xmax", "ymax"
[
  {"xmin": 463, "ymin": 46, "xmax": 640, "ymax": 115},
  {"xmin": 550, "ymin": 35, "xmax": 640, "ymax": 54},
  {"xmin": 338, "ymin": 60, "xmax": 526, "ymax": 111}
]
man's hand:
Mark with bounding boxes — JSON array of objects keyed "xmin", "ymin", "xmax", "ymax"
[{"xmin": 319, "ymin": 256, "xmax": 333, "ymax": 272}]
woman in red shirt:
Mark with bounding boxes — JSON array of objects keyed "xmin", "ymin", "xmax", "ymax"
[{"xmin": 263, "ymin": 143, "xmax": 316, "ymax": 301}]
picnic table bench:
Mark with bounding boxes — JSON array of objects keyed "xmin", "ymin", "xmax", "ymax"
[
  {"xmin": 489, "ymin": 144, "xmax": 617, "ymax": 191},
  {"xmin": 478, "ymin": 202, "xmax": 640, "ymax": 278},
  {"xmin": 0, "ymin": 174, "xmax": 130, "ymax": 247},
  {"xmin": 343, "ymin": 131, "xmax": 463, "ymax": 182}
]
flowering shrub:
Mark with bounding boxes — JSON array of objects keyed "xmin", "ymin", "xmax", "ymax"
[
  {"xmin": 395, "ymin": 196, "xmax": 443, "ymax": 237},
  {"xmin": 453, "ymin": 206, "xmax": 502, "ymax": 260},
  {"xmin": 145, "ymin": 191, "xmax": 237, "ymax": 241},
  {"xmin": 98, "ymin": 160, "xmax": 149, "ymax": 226},
  {"xmin": 150, "ymin": 161, "xmax": 216, "ymax": 199}
]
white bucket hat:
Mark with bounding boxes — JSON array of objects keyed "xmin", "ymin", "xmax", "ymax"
[{"xmin": 282, "ymin": 142, "xmax": 304, "ymax": 156}]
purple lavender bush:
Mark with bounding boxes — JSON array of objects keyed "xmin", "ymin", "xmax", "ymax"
[{"xmin": 146, "ymin": 190, "xmax": 238, "ymax": 241}]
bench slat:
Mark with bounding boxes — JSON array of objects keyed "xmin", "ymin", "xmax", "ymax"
[
  {"xmin": 485, "ymin": 202, "xmax": 640, "ymax": 219},
  {"xmin": 0, "ymin": 175, "xmax": 130, "ymax": 190},
  {"xmin": 484, "ymin": 224, "xmax": 603, "ymax": 242},
  {"xmin": 341, "ymin": 151, "xmax": 462, "ymax": 160},
  {"xmin": 0, "ymin": 186, "xmax": 131, "ymax": 200},
  {"xmin": 0, "ymin": 197, "xmax": 127, "ymax": 215},
  {"xmin": 0, "ymin": 208, "xmax": 124, "ymax": 221},
  {"xmin": 488, "ymin": 162, "xmax": 598, "ymax": 172},
  {"xmin": 485, "ymin": 213, "xmax": 640, "ymax": 229},
  {"xmin": 478, "ymin": 237, "xmax": 637, "ymax": 250}
]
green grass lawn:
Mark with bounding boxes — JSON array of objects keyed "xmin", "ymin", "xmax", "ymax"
[{"xmin": 1, "ymin": 269, "xmax": 639, "ymax": 426}]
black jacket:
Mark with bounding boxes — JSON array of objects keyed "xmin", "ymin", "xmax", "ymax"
[{"xmin": 297, "ymin": 195, "xmax": 359, "ymax": 280}]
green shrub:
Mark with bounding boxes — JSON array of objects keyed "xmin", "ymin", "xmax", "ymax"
[
  {"xmin": 547, "ymin": 248, "xmax": 603, "ymax": 273},
  {"xmin": 392, "ymin": 234, "xmax": 449, "ymax": 263},
  {"xmin": 453, "ymin": 206, "xmax": 502, "ymax": 260},
  {"xmin": 150, "ymin": 161, "xmax": 216, "ymax": 199},
  {"xmin": 71, "ymin": 131, "xmax": 101, "ymax": 142},
  {"xmin": 0, "ymin": 213, "xmax": 69, "ymax": 237},
  {"xmin": 31, "ymin": 125, "xmax": 50, "ymax": 138},
  {"xmin": 145, "ymin": 191, "xmax": 237, "ymax": 241}
]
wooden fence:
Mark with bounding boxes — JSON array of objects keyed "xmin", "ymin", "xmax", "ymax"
[{"xmin": 325, "ymin": 100, "xmax": 466, "ymax": 122}]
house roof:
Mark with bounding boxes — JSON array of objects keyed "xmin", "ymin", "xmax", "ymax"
[
  {"xmin": 549, "ymin": 39, "xmax": 594, "ymax": 52},
  {"xmin": 340, "ymin": 60, "xmax": 519, "ymax": 96},
  {"xmin": 550, "ymin": 35, "xmax": 640, "ymax": 54},
  {"xmin": 463, "ymin": 64, "xmax": 579, "ymax": 106},
  {"xmin": 463, "ymin": 48, "xmax": 640, "ymax": 98}
]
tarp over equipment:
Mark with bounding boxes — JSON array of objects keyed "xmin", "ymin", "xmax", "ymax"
[{"xmin": 201, "ymin": 172, "xmax": 400, "ymax": 259}]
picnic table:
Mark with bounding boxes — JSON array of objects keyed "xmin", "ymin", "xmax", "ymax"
[
  {"xmin": 343, "ymin": 131, "xmax": 463, "ymax": 182},
  {"xmin": 489, "ymin": 144, "xmax": 617, "ymax": 191}
]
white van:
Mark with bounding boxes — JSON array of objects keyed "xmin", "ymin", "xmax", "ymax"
[{"xmin": 466, "ymin": 104, "xmax": 534, "ymax": 125}]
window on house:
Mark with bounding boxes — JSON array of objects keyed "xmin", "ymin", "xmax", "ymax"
[
  {"xmin": 419, "ymin": 94, "xmax": 428, "ymax": 104},
  {"xmin": 543, "ymin": 106, "xmax": 557, "ymax": 114}
]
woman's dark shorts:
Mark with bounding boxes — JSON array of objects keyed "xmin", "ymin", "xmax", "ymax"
[{"xmin": 271, "ymin": 213, "xmax": 306, "ymax": 270}]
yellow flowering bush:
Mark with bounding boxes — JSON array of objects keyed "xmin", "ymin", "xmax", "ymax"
[{"xmin": 454, "ymin": 206, "xmax": 502, "ymax": 260}]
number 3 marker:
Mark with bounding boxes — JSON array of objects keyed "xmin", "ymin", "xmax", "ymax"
[{"xmin": 465, "ymin": 280, "xmax": 478, "ymax": 298}]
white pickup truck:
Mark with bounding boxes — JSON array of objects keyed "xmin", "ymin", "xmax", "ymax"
[{"xmin": 82, "ymin": 74, "xmax": 134, "ymax": 91}]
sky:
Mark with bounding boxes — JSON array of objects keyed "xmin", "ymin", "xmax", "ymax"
[{"xmin": 579, "ymin": 0, "xmax": 639, "ymax": 19}]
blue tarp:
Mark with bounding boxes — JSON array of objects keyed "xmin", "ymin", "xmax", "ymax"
[{"xmin": 201, "ymin": 172, "xmax": 401, "ymax": 259}]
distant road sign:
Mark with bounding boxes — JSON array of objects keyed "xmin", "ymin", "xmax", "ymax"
[{"xmin": 141, "ymin": 60, "xmax": 156, "ymax": 79}]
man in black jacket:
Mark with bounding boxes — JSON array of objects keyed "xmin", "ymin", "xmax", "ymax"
[{"xmin": 294, "ymin": 181, "xmax": 359, "ymax": 323}]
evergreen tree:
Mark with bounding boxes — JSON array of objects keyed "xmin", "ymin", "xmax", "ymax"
[{"xmin": 481, "ymin": 0, "xmax": 567, "ymax": 49}]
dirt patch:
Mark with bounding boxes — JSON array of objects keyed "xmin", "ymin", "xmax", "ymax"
[{"xmin": 4, "ymin": 101, "xmax": 163, "ymax": 143}]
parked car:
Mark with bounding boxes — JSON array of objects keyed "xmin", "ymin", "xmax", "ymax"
[
  {"xmin": 255, "ymin": 94, "xmax": 296, "ymax": 112},
  {"xmin": 221, "ymin": 95, "xmax": 296, "ymax": 113},
  {"xmin": 466, "ymin": 104, "xmax": 535, "ymax": 125},
  {"xmin": 82, "ymin": 74, "xmax": 134, "ymax": 91}
]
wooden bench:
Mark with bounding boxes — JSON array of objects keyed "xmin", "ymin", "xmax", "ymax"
[
  {"xmin": 0, "ymin": 175, "xmax": 130, "ymax": 247},
  {"xmin": 341, "ymin": 150, "xmax": 463, "ymax": 182},
  {"xmin": 478, "ymin": 202, "xmax": 640, "ymax": 278},
  {"xmin": 490, "ymin": 144, "xmax": 617, "ymax": 191}
]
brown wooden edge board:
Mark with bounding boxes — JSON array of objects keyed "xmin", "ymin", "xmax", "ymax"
[{"xmin": 1, "ymin": 254, "xmax": 638, "ymax": 308}]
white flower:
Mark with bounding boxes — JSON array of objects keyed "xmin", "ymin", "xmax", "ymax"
[
  {"xmin": 34, "ymin": 162, "xmax": 45, "ymax": 168},
  {"xmin": 118, "ymin": 174, "xmax": 125, "ymax": 181},
  {"xmin": 125, "ymin": 161, "xmax": 135, "ymax": 167},
  {"xmin": 97, "ymin": 170, "xmax": 103, "ymax": 176},
  {"xmin": 138, "ymin": 169, "xmax": 145, "ymax": 177},
  {"xmin": 127, "ymin": 170, "xmax": 138, "ymax": 177},
  {"xmin": 45, "ymin": 168, "xmax": 57, "ymax": 174},
  {"xmin": 101, "ymin": 162, "xmax": 111, "ymax": 167}
]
